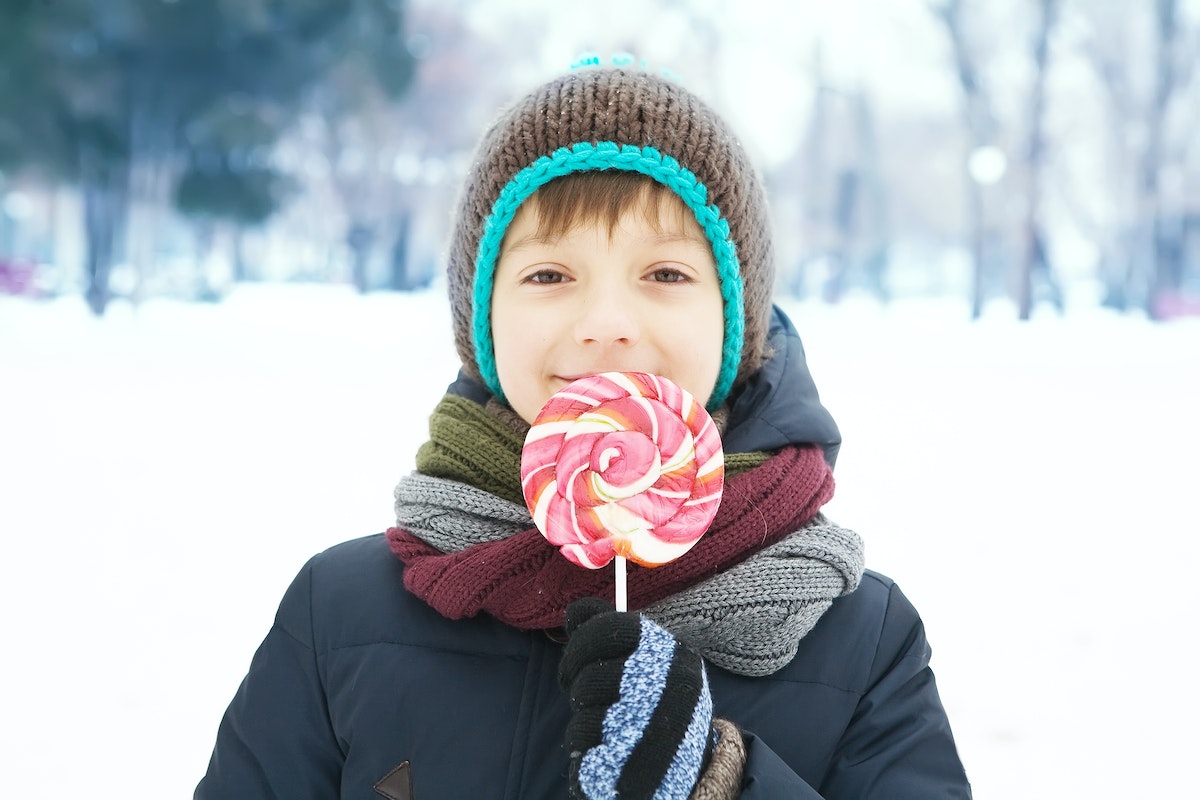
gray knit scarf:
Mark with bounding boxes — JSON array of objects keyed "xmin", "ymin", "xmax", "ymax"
[{"xmin": 395, "ymin": 472, "xmax": 865, "ymax": 677}]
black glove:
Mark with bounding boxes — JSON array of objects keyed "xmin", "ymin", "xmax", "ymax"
[{"xmin": 558, "ymin": 597, "xmax": 715, "ymax": 800}]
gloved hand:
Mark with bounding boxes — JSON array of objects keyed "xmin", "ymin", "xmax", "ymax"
[{"xmin": 558, "ymin": 597, "xmax": 715, "ymax": 800}]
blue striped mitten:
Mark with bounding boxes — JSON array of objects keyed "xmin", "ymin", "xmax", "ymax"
[{"xmin": 559, "ymin": 598, "xmax": 715, "ymax": 800}]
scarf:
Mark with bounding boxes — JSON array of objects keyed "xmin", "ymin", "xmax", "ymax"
[{"xmin": 387, "ymin": 395, "xmax": 865, "ymax": 676}]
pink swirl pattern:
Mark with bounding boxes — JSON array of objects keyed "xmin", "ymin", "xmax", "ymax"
[{"xmin": 520, "ymin": 372, "xmax": 725, "ymax": 569}]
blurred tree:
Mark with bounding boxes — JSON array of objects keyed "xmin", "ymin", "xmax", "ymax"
[
  {"xmin": 0, "ymin": 1, "xmax": 61, "ymax": 176},
  {"xmin": 802, "ymin": 84, "xmax": 890, "ymax": 305},
  {"xmin": 305, "ymin": 0, "xmax": 420, "ymax": 292},
  {"xmin": 0, "ymin": 0, "xmax": 415, "ymax": 312},
  {"xmin": 930, "ymin": 0, "xmax": 1000, "ymax": 319},
  {"xmin": 1075, "ymin": 0, "xmax": 1196, "ymax": 316},
  {"xmin": 1015, "ymin": 0, "xmax": 1064, "ymax": 320},
  {"xmin": 174, "ymin": 103, "xmax": 297, "ymax": 291},
  {"xmin": 379, "ymin": 3, "xmax": 501, "ymax": 291},
  {"xmin": 1138, "ymin": 0, "xmax": 1192, "ymax": 318},
  {"xmin": 298, "ymin": 1, "xmax": 500, "ymax": 292},
  {"xmin": 934, "ymin": 0, "xmax": 1200, "ymax": 319}
]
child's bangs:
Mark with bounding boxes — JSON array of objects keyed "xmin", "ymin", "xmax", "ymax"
[{"xmin": 527, "ymin": 171, "xmax": 683, "ymax": 240}]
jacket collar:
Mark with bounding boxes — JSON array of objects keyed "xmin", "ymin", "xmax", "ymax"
[{"xmin": 723, "ymin": 305, "xmax": 841, "ymax": 465}]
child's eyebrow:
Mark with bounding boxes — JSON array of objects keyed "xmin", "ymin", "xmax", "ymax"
[
  {"xmin": 500, "ymin": 231, "xmax": 559, "ymax": 254},
  {"xmin": 646, "ymin": 230, "xmax": 709, "ymax": 246},
  {"xmin": 503, "ymin": 229, "xmax": 709, "ymax": 254},
  {"xmin": 628, "ymin": 230, "xmax": 713, "ymax": 253}
]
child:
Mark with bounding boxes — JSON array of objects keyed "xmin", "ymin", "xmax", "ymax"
[{"xmin": 196, "ymin": 66, "xmax": 971, "ymax": 799}]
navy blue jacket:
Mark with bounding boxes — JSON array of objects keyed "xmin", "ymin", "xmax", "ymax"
[
  {"xmin": 196, "ymin": 307, "xmax": 971, "ymax": 798},
  {"xmin": 195, "ymin": 536, "xmax": 969, "ymax": 798}
]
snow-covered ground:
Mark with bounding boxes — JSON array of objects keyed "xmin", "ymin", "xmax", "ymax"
[{"xmin": 1, "ymin": 284, "xmax": 1196, "ymax": 798}]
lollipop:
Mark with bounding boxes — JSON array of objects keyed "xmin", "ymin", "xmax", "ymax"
[{"xmin": 520, "ymin": 372, "xmax": 725, "ymax": 611}]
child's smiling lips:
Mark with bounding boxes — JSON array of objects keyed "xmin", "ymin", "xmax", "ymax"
[
  {"xmin": 553, "ymin": 370, "xmax": 654, "ymax": 386},
  {"xmin": 552, "ymin": 374, "xmax": 593, "ymax": 389}
]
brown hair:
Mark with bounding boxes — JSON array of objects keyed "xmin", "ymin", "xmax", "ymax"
[{"xmin": 516, "ymin": 171, "xmax": 680, "ymax": 242}]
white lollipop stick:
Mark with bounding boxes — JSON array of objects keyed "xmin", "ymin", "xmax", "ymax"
[{"xmin": 614, "ymin": 555, "xmax": 627, "ymax": 612}]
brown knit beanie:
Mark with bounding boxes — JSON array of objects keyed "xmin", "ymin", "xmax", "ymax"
[{"xmin": 447, "ymin": 65, "xmax": 774, "ymax": 408}]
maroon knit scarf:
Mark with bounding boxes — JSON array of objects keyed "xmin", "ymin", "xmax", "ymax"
[{"xmin": 386, "ymin": 444, "xmax": 834, "ymax": 629}]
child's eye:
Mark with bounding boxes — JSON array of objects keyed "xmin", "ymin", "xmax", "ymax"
[
  {"xmin": 648, "ymin": 267, "xmax": 689, "ymax": 284},
  {"xmin": 525, "ymin": 268, "xmax": 567, "ymax": 285}
]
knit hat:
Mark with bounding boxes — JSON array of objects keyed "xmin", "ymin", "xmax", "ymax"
[{"xmin": 447, "ymin": 66, "xmax": 775, "ymax": 408}]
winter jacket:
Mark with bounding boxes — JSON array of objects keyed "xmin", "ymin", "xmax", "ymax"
[
  {"xmin": 195, "ymin": 307, "xmax": 971, "ymax": 798},
  {"xmin": 195, "ymin": 535, "xmax": 968, "ymax": 798}
]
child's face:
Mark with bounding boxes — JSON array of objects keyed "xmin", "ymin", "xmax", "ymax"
[{"xmin": 491, "ymin": 190, "xmax": 726, "ymax": 425}]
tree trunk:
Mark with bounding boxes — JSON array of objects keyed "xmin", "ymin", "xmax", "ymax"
[
  {"xmin": 934, "ymin": 0, "xmax": 996, "ymax": 319},
  {"xmin": 232, "ymin": 227, "xmax": 249, "ymax": 282},
  {"xmin": 82, "ymin": 179, "xmax": 124, "ymax": 316},
  {"xmin": 1145, "ymin": 0, "xmax": 1180, "ymax": 318},
  {"xmin": 388, "ymin": 210, "xmax": 416, "ymax": 290},
  {"xmin": 1018, "ymin": 0, "xmax": 1058, "ymax": 320},
  {"xmin": 967, "ymin": 176, "xmax": 985, "ymax": 319},
  {"xmin": 347, "ymin": 223, "xmax": 374, "ymax": 293}
]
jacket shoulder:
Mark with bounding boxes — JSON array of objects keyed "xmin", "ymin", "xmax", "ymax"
[
  {"xmin": 764, "ymin": 569, "xmax": 927, "ymax": 694},
  {"xmin": 279, "ymin": 533, "xmax": 527, "ymax": 658}
]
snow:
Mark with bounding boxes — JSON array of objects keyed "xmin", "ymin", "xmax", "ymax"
[{"xmin": 1, "ymin": 284, "xmax": 1197, "ymax": 798}]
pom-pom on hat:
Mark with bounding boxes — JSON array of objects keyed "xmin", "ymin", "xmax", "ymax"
[{"xmin": 447, "ymin": 65, "xmax": 775, "ymax": 409}]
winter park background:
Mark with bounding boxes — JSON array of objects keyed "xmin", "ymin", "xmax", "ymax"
[
  {"xmin": 3, "ymin": 286, "xmax": 1199, "ymax": 799},
  {"xmin": 3, "ymin": 1, "xmax": 1200, "ymax": 798}
]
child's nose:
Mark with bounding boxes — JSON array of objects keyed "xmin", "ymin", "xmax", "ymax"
[{"xmin": 573, "ymin": 282, "xmax": 640, "ymax": 347}]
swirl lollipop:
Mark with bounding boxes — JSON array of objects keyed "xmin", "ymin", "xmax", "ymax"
[{"xmin": 520, "ymin": 372, "xmax": 725, "ymax": 611}]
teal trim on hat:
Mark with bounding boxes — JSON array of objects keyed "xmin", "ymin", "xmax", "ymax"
[{"xmin": 472, "ymin": 141, "xmax": 745, "ymax": 409}]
